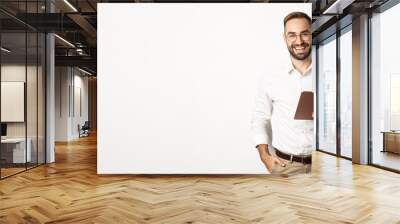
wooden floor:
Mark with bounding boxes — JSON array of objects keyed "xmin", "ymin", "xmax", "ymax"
[
  {"xmin": 0, "ymin": 167, "xmax": 26, "ymax": 178},
  {"xmin": 372, "ymin": 150, "xmax": 400, "ymax": 171},
  {"xmin": 1, "ymin": 134, "xmax": 400, "ymax": 224}
]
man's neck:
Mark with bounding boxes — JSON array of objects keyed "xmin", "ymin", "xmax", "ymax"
[{"xmin": 291, "ymin": 56, "xmax": 311, "ymax": 76}]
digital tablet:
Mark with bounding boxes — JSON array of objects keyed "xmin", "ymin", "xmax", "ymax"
[{"xmin": 294, "ymin": 91, "xmax": 314, "ymax": 120}]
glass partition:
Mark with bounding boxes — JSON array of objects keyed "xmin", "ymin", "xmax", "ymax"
[
  {"xmin": 0, "ymin": 1, "xmax": 46, "ymax": 179},
  {"xmin": 0, "ymin": 31, "xmax": 28, "ymax": 177},
  {"xmin": 26, "ymin": 0, "xmax": 44, "ymax": 169},
  {"xmin": 27, "ymin": 31, "xmax": 38, "ymax": 169},
  {"xmin": 317, "ymin": 35, "xmax": 337, "ymax": 154},
  {"xmin": 38, "ymin": 32, "xmax": 45, "ymax": 165}
]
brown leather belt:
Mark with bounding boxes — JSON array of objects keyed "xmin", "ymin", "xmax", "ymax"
[{"xmin": 275, "ymin": 149, "xmax": 312, "ymax": 164}]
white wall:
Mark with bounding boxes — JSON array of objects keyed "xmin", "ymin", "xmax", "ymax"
[
  {"xmin": 55, "ymin": 67, "xmax": 89, "ymax": 141},
  {"xmin": 98, "ymin": 3, "xmax": 311, "ymax": 174},
  {"xmin": 72, "ymin": 73, "xmax": 89, "ymax": 138},
  {"xmin": 55, "ymin": 66, "xmax": 69, "ymax": 141}
]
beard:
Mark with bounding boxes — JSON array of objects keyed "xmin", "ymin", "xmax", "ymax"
[{"xmin": 287, "ymin": 42, "xmax": 311, "ymax": 60}]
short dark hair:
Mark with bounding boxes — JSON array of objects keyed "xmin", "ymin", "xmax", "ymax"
[{"xmin": 284, "ymin": 12, "xmax": 312, "ymax": 27}]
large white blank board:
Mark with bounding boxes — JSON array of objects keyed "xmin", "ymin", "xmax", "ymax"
[
  {"xmin": 98, "ymin": 3, "xmax": 311, "ymax": 174},
  {"xmin": 1, "ymin": 82, "xmax": 25, "ymax": 122}
]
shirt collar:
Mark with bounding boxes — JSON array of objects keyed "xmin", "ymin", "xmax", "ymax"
[{"xmin": 286, "ymin": 60, "xmax": 312, "ymax": 77}]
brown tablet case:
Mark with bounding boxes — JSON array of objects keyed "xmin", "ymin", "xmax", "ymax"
[{"xmin": 294, "ymin": 91, "xmax": 314, "ymax": 120}]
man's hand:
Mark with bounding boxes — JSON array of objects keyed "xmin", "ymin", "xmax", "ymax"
[{"xmin": 257, "ymin": 144, "xmax": 286, "ymax": 173}]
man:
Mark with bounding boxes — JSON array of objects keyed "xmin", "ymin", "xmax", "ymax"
[{"xmin": 251, "ymin": 12, "xmax": 313, "ymax": 176}]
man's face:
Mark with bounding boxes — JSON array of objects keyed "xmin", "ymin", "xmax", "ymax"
[{"xmin": 284, "ymin": 18, "xmax": 312, "ymax": 61}]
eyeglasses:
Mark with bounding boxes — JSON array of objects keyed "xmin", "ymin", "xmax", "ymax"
[{"xmin": 286, "ymin": 32, "xmax": 312, "ymax": 41}]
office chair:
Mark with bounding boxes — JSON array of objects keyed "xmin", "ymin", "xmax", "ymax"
[{"xmin": 79, "ymin": 121, "xmax": 90, "ymax": 138}]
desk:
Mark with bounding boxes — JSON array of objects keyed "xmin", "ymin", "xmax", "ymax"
[
  {"xmin": 381, "ymin": 131, "xmax": 400, "ymax": 154},
  {"xmin": 1, "ymin": 138, "xmax": 32, "ymax": 163}
]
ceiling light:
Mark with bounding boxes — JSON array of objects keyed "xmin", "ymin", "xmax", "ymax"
[
  {"xmin": 323, "ymin": 0, "xmax": 355, "ymax": 14},
  {"xmin": 78, "ymin": 67, "xmax": 93, "ymax": 76},
  {"xmin": 1, "ymin": 47, "xmax": 11, "ymax": 53},
  {"xmin": 63, "ymin": 0, "xmax": 78, "ymax": 12},
  {"xmin": 54, "ymin": 34, "xmax": 75, "ymax": 48}
]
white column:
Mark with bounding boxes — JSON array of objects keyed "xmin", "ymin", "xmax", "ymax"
[
  {"xmin": 46, "ymin": 33, "xmax": 55, "ymax": 163},
  {"xmin": 352, "ymin": 14, "xmax": 369, "ymax": 164},
  {"xmin": 45, "ymin": 1, "xmax": 56, "ymax": 163}
]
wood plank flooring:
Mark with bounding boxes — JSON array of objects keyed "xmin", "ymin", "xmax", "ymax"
[
  {"xmin": 372, "ymin": 151, "xmax": 400, "ymax": 171},
  {"xmin": 1, "ymin": 134, "xmax": 400, "ymax": 223},
  {"xmin": 0, "ymin": 167, "xmax": 26, "ymax": 178}
]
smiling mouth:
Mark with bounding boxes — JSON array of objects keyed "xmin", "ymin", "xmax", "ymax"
[{"xmin": 292, "ymin": 45, "xmax": 308, "ymax": 54}]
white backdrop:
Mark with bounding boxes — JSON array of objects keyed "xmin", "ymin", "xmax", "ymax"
[
  {"xmin": 1, "ymin": 82, "xmax": 25, "ymax": 122},
  {"xmin": 98, "ymin": 3, "xmax": 311, "ymax": 174}
]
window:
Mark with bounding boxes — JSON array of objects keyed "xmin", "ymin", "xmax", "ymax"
[
  {"xmin": 339, "ymin": 27, "xmax": 352, "ymax": 158},
  {"xmin": 370, "ymin": 2, "xmax": 400, "ymax": 171},
  {"xmin": 317, "ymin": 35, "xmax": 337, "ymax": 154}
]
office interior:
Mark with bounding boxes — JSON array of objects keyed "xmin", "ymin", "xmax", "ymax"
[{"xmin": 0, "ymin": 0, "xmax": 399, "ymax": 222}]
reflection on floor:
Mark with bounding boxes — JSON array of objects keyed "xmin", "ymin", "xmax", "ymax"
[
  {"xmin": 0, "ymin": 167, "xmax": 25, "ymax": 177},
  {"xmin": 0, "ymin": 135, "xmax": 400, "ymax": 223},
  {"xmin": 0, "ymin": 162, "xmax": 41, "ymax": 178},
  {"xmin": 341, "ymin": 147, "xmax": 352, "ymax": 158},
  {"xmin": 373, "ymin": 150, "xmax": 400, "ymax": 170}
]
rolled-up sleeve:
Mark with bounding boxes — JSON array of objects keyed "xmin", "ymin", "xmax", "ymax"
[{"xmin": 251, "ymin": 77, "xmax": 273, "ymax": 148}]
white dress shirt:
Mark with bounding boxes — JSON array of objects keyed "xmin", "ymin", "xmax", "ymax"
[{"xmin": 251, "ymin": 62, "xmax": 314, "ymax": 156}]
